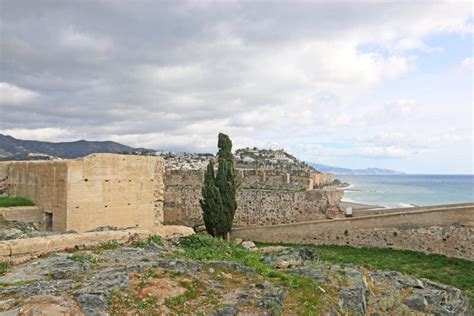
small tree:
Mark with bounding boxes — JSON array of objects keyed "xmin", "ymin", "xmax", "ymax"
[{"xmin": 200, "ymin": 133, "xmax": 237, "ymax": 238}]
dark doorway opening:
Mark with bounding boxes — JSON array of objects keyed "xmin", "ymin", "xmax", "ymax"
[{"xmin": 44, "ymin": 212, "xmax": 53, "ymax": 231}]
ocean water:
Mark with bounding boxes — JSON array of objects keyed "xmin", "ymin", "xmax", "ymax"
[{"xmin": 335, "ymin": 174, "xmax": 474, "ymax": 208}]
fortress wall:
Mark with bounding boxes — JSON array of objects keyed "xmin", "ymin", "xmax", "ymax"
[
  {"xmin": 237, "ymin": 169, "xmax": 307, "ymax": 190},
  {"xmin": 0, "ymin": 163, "xmax": 8, "ymax": 196},
  {"xmin": 234, "ymin": 189, "xmax": 343, "ymax": 226},
  {"xmin": 350, "ymin": 203, "xmax": 474, "ymax": 217},
  {"xmin": 236, "ymin": 169, "xmax": 333, "ymax": 190},
  {"xmin": 1, "ymin": 154, "xmax": 165, "ymax": 233},
  {"xmin": 66, "ymin": 154, "xmax": 165, "ymax": 232},
  {"xmin": 4, "ymin": 161, "xmax": 68, "ymax": 231},
  {"xmin": 163, "ymin": 169, "xmax": 343, "ymax": 227},
  {"xmin": 310, "ymin": 173, "xmax": 333, "ymax": 189},
  {"xmin": 0, "ymin": 206, "xmax": 44, "ymax": 224},
  {"xmin": 231, "ymin": 205, "xmax": 474, "ymax": 260}
]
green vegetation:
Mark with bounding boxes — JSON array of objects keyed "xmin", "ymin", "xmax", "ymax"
[
  {"xmin": 0, "ymin": 261, "xmax": 10, "ymax": 275},
  {"xmin": 179, "ymin": 234, "xmax": 324, "ymax": 314},
  {"xmin": 109, "ymin": 289, "xmax": 158, "ymax": 315},
  {"xmin": 97, "ymin": 241, "xmax": 121, "ymax": 251},
  {"xmin": 200, "ymin": 133, "xmax": 237, "ymax": 238},
  {"xmin": 164, "ymin": 279, "xmax": 203, "ymax": 308},
  {"xmin": 70, "ymin": 252, "xmax": 103, "ymax": 264},
  {"xmin": 256, "ymin": 242, "xmax": 474, "ymax": 307},
  {"xmin": 0, "ymin": 196, "xmax": 34, "ymax": 207},
  {"xmin": 131, "ymin": 235, "xmax": 164, "ymax": 248}
]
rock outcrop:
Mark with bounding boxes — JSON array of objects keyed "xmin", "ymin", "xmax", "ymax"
[
  {"xmin": 0, "ymin": 241, "xmax": 470, "ymax": 315},
  {"xmin": 261, "ymin": 247, "xmax": 472, "ymax": 315}
]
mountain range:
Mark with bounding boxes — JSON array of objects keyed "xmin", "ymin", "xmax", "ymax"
[
  {"xmin": 0, "ymin": 134, "xmax": 404, "ymax": 175},
  {"xmin": 308, "ymin": 162, "xmax": 404, "ymax": 175},
  {"xmin": 0, "ymin": 134, "xmax": 151, "ymax": 159}
]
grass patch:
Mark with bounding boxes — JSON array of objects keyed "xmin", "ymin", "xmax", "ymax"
[
  {"xmin": 164, "ymin": 279, "xmax": 202, "ymax": 308},
  {"xmin": 256, "ymin": 242, "xmax": 474, "ymax": 307},
  {"xmin": 0, "ymin": 280, "xmax": 34, "ymax": 287},
  {"xmin": 178, "ymin": 234, "xmax": 324, "ymax": 314},
  {"xmin": 0, "ymin": 261, "xmax": 10, "ymax": 275},
  {"xmin": 131, "ymin": 235, "xmax": 164, "ymax": 248},
  {"xmin": 98, "ymin": 241, "xmax": 121, "ymax": 251},
  {"xmin": 69, "ymin": 252, "xmax": 103, "ymax": 264},
  {"xmin": 0, "ymin": 197, "xmax": 34, "ymax": 207},
  {"xmin": 108, "ymin": 289, "xmax": 158, "ymax": 315}
]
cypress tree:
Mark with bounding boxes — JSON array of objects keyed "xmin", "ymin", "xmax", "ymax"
[{"xmin": 200, "ymin": 133, "xmax": 237, "ymax": 238}]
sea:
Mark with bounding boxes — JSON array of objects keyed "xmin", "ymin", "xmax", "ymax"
[{"xmin": 335, "ymin": 174, "xmax": 474, "ymax": 208}]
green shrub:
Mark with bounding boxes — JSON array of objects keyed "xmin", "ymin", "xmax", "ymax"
[
  {"xmin": 131, "ymin": 235, "xmax": 164, "ymax": 248},
  {"xmin": 147, "ymin": 235, "xmax": 164, "ymax": 246}
]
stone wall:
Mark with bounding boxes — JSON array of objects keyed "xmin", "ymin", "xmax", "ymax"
[
  {"xmin": 1, "ymin": 154, "xmax": 165, "ymax": 232},
  {"xmin": 163, "ymin": 169, "xmax": 342, "ymax": 227},
  {"xmin": 231, "ymin": 204, "xmax": 474, "ymax": 260},
  {"xmin": 0, "ymin": 206, "xmax": 44, "ymax": 225},
  {"xmin": 65, "ymin": 154, "xmax": 164, "ymax": 232},
  {"xmin": 0, "ymin": 163, "xmax": 8, "ymax": 196},
  {"xmin": 235, "ymin": 189, "xmax": 342, "ymax": 226},
  {"xmin": 0, "ymin": 226, "xmax": 194, "ymax": 264},
  {"xmin": 3, "ymin": 160, "xmax": 68, "ymax": 230},
  {"xmin": 236, "ymin": 169, "xmax": 333, "ymax": 190},
  {"xmin": 2, "ymin": 156, "xmax": 338, "ymax": 231}
]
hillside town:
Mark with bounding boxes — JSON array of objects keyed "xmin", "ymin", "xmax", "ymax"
[{"xmin": 157, "ymin": 147, "xmax": 315, "ymax": 171}]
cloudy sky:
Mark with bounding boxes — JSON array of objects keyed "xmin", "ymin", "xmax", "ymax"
[{"xmin": 0, "ymin": 1, "xmax": 472, "ymax": 174}]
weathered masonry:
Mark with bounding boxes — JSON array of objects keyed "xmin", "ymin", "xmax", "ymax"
[
  {"xmin": 163, "ymin": 169, "xmax": 343, "ymax": 227},
  {"xmin": 0, "ymin": 154, "xmax": 341, "ymax": 232},
  {"xmin": 0, "ymin": 154, "xmax": 165, "ymax": 232},
  {"xmin": 231, "ymin": 203, "xmax": 474, "ymax": 260}
]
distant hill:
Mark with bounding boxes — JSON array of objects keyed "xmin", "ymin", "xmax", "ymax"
[
  {"xmin": 308, "ymin": 162, "xmax": 404, "ymax": 175},
  {"xmin": 235, "ymin": 147, "xmax": 312, "ymax": 171},
  {"xmin": 0, "ymin": 134, "xmax": 153, "ymax": 160}
]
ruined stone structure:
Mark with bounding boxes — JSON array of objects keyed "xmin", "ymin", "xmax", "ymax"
[
  {"xmin": 1, "ymin": 154, "xmax": 341, "ymax": 231},
  {"xmin": 235, "ymin": 168, "xmax": 333, "ymax": 190},
  {"xmin": 0, "ymin": 154, "xmax": 165, "ymax": 232},
  {"xmin": 231, "ymin": 203, "xmax": 474, "ymax": 260},
  {"xmin": 1, "ymin": 154, "xmax": 473, "ymax": 262},
  {"xmin": 163, "ymin": 168, "xmax": 342, "ymax": 227}
]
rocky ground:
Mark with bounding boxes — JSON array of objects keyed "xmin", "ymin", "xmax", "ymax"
[
  {"xmin": 0, "ymin": 237, "xmax": 471, "ymax": 315},
  {"xmin": 0, "ymin": 216, "xmax": 61, "ymax": 240},
  {"xmin": 0, "ymin": 215, "xmax": 138, "ymax": 241}
]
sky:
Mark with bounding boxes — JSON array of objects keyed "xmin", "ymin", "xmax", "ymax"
[{"xmin": 0, "ymin": 1, "xmax": 472, "ymax": 174}]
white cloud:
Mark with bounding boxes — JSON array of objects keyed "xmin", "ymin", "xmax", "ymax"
[
  {"xmin": 0, "ymin": 83, "xmax": 38, "ymax": 105},
  {"xmin": 393, "ymin": 38, "xmax": 439, "ymax": 52},
  {"xmin": 0, "ymin": 128, "xmax": 71, "ymax": 141},
  {"xmin": 0, "ymin": 1, "xmax": 472, "ymax": 172}
]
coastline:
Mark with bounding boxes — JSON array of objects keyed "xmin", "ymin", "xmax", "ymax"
[
  {"xmin": 334, "ymin": 174, "xmax": 474, "ymax": 209},
  {"xmin": 339, "ymin": 201, "xmax": 381, "ymax": 211}
]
